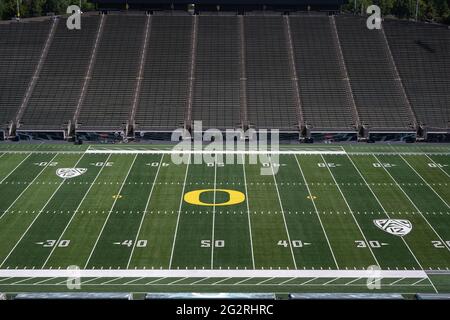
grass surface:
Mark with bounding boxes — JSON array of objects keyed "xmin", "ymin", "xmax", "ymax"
[{"xmin": 0, "ymin": 143, "xmax": 449, "ymax": 294}]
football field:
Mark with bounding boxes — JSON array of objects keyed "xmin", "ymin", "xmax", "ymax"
[{"xmin": 0, "ymin": 143, "xmax": 449, "ymax": 295}]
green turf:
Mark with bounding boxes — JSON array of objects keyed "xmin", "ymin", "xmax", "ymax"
[
  {"xmin": 0, "ymin": 276, "xmax": 443, "ymax": 295},
  {"xmin": 0, "ymin": 143, "xmax": 449, "ymax": 295}
]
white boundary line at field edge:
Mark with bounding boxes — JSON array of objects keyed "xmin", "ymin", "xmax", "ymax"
[
  {"xmin": 86, "ymin": 150, "xmax": 347, "ymax": 155},
  {"xmin": 3, "ymin": 150, "xmax": 450, "ymax": 156},
  {"xmin": 0, "ymin": 269, "xmax": 423, "ymax": 278}
]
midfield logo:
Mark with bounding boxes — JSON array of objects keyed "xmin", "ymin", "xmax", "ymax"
[
  {"xmin": 56, "ymin": 168, "xmax": 87, "ymax": 179},
  {"xmin": 374, "ymin": 219, "xmax": 412, "ymax": 236}
]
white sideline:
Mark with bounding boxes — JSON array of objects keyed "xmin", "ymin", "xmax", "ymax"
[
  {"xmin": 85, "ymin": 150, "xmax": 347, "ymax": 155},
  {"xmin": 0, "ymin": 269, "xmax": 426, "ymax": 279}
]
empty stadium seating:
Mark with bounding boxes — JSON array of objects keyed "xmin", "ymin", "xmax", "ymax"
[
  {"xmin": 0, "ymin": 19, "xmax": 52, "ymax": 128},
  {"xmin": 192, "ymin": 15, "xmax": 241, "ymax": 129},
  {"xmin": 135, "ymin": 15, "xmax": 192, "ymax": 131},
  {"xmin": 19, "ymin": 16, "xmax": 100, "ymax": 130},
  {"xmin": 335, "ymin": 16, "xmax": 416, "ymax": 131},
  {"xmin": 77, "ymin": 14, "xmax": 146, "ymax": 130},
  {"xmin": 0, "ymin": 11, "xmax": 449, "ymax": 137},
  {"xmin": 289, "ymin": 15, "xmax": 356, "ymax": 130},
  {"xmin": 384, "ymin": 20, "xmax": 450, "ymax": 130},
  {"xmin": 244, "ymin": 15, "xmax": 299, "ymax": 130}
]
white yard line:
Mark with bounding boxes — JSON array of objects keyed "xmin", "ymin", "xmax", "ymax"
[
  {"xmin": 373, "ymin": 154, "xmax": 450, "ymax": 253},
  {"xmin": 411, "ymin": 278, "xmax": 427, "ymax": 286},
  {"xmin": 190, "ymin": 278, "xmax": 209, "ymax": 285},
  {"xmin": 169, "ymin": 155, "xmax": 191, "ymax": 269},
  {"xmin": 256, "ymin": 277, "xmax": 275, "ymax": 285},
  {"xmin": 80, "ymin": 277, "xmax": 101, "ymax": 285},
  {"xmin": 168, "ymin": 277, "xmax": 188, "ymax": 285},
  {"xmin": 33, "ymin": 277, "xmax": 57, "ymax": 285},
  {"xmin": 211, "ymin": 277, "xmax": 231, "ymax": 285},
  {"xmin": 11, "ymin": 277, "xmax": 34, "ymax": 285},
  {"xmin": 55, "ymin": 278, "xmax": 69, "ymax": 285},
  {"xmin": 388, "ymin": 277, "xmax": 405, "ymax": 286},
  {"xmin": 399, "ymin": 155, "xmax": 450, "ymax": 209},
  {"xmin": 123, "ymin": 277, "xmax": 143, "ymax": 285},
  {"xmin": 145, "ymin": 277, "xmax": 165, "ymax": 285},
  {"xmin": 0, "ymin": 277, "xmax": 13, "ymax": 283},
  {"xmin": 42, "ymin": 154, "xmax": 113, "ymax": 268},
  {"xmin": 0, "ymin": 153, "xmax": 59, "ymax": 222},
  {"xmin": 241, "ymin": 155, "xmax": 256, "ymax": 269},
  {"xmin": 424, "ymin": 154, "xmax": 450, "ymax": 179},
  {"xmin": 5, "ymin": 149, "xmax": 450, "ymax": 156},
  {"xmin": 233, "ymin": 278, "xmax": 251, "ymax": 285},
  {"xmin": 277, "ymin": 278, "xmax": 295, "ymax": 286},
  {"xmin": 0, "ymin": 152, "xmax": 87, "ymax": 268},
  {"xmin": 322, "ymin": 278, "xmax": 339, "ymax": 286},
  {"xmin": 294, "ymin": 155, "xmax": 340, "ymax": 269},
  {"xmin": 211, "ymin": 158, "xmax": 217, "ymax": 269},
  {"xmin": 0, "ymin": 153, "xmax": 32, "ymax": 184},
  {"xmin": 100, "ymin": 277, "xmax": 122, "ymax": 285},
  {"xmin": 319, "ymin": 154, "xmax": 380, "ymax": 267},
  {"xmin": 300, "ymin": 277, "xmax": 318, "ymax": 286},
  {"xmin": 270, "ymin": 156, "xmax": 298, "ymax": 270},
  {"xmin": 84, "ymin": 154, "xmax": 138, "ymax": 269},
  {"xmin": 126, "ymin": 154, "xmax": 164, "ymax": 269},
  {"xmin": 86, "ymin": 149, "xmax": 347, "ymax": 155},
  {"xmin": 0, "ymin": 269, "xmax": 428, "ymax": 278},
  {"xmin": 344, "ymin": 277, "xmax": 362, "ymax": 286}
]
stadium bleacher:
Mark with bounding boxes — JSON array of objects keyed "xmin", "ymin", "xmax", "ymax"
[
  {"xmin": 77, "ymin": 14, "xmax": 147, "ymax": 130},
  {"xmin": 0, "ymin": 11, "xmax": 449, "ymax": 139},
  {"xmin": 335, "ymin": 15, "xmax": 416, "ymax": 131},
  {"xmin": 289, "ymin": 14, "xmax": 356, "ymax": 130},
  {"xmin": 244, "ymin": 14, "xmax": 299, "ymax": 130},
  {"xmin": 384, "ymin": 20, "xmax": 450, "ymax": 131},
  {"xmin": 0, "ymin": 19, "xmax": 52, "ymax": 129},
  {"xmin": 192, "ymin": 15, "xmax": 241, "ymax": 129},
  {"xmin": 135, "ymin": 14, "xmax": 192, "ymax": 131},
  {"xmin": 19, "ymin": 16, "xmax": 100, "ymax": 130}
]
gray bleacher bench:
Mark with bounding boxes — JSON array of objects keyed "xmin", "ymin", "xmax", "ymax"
[
  {"xmin": 289, "ymin": 293, "xmax": 404, "ymax": 300},
  {"xmin": 145, "ymin": 293, "xmax": 276, "ymax": 300},
  {"xmin": 13, "ymin": 292, "xmax": 133, "ymax": 300},
  {"xmin": 415, "ymin": 294, "xmax": 450, "ymax": 300}
]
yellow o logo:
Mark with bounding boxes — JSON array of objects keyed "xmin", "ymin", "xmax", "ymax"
[{"xmin": 184, "ymin": 189, "xmax": 245, "ymax": 206}]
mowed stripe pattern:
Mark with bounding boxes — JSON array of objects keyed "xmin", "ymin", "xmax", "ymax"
[{"xmin": 0, "ymin": 150, "xmax": 449, "ymax": 271}]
